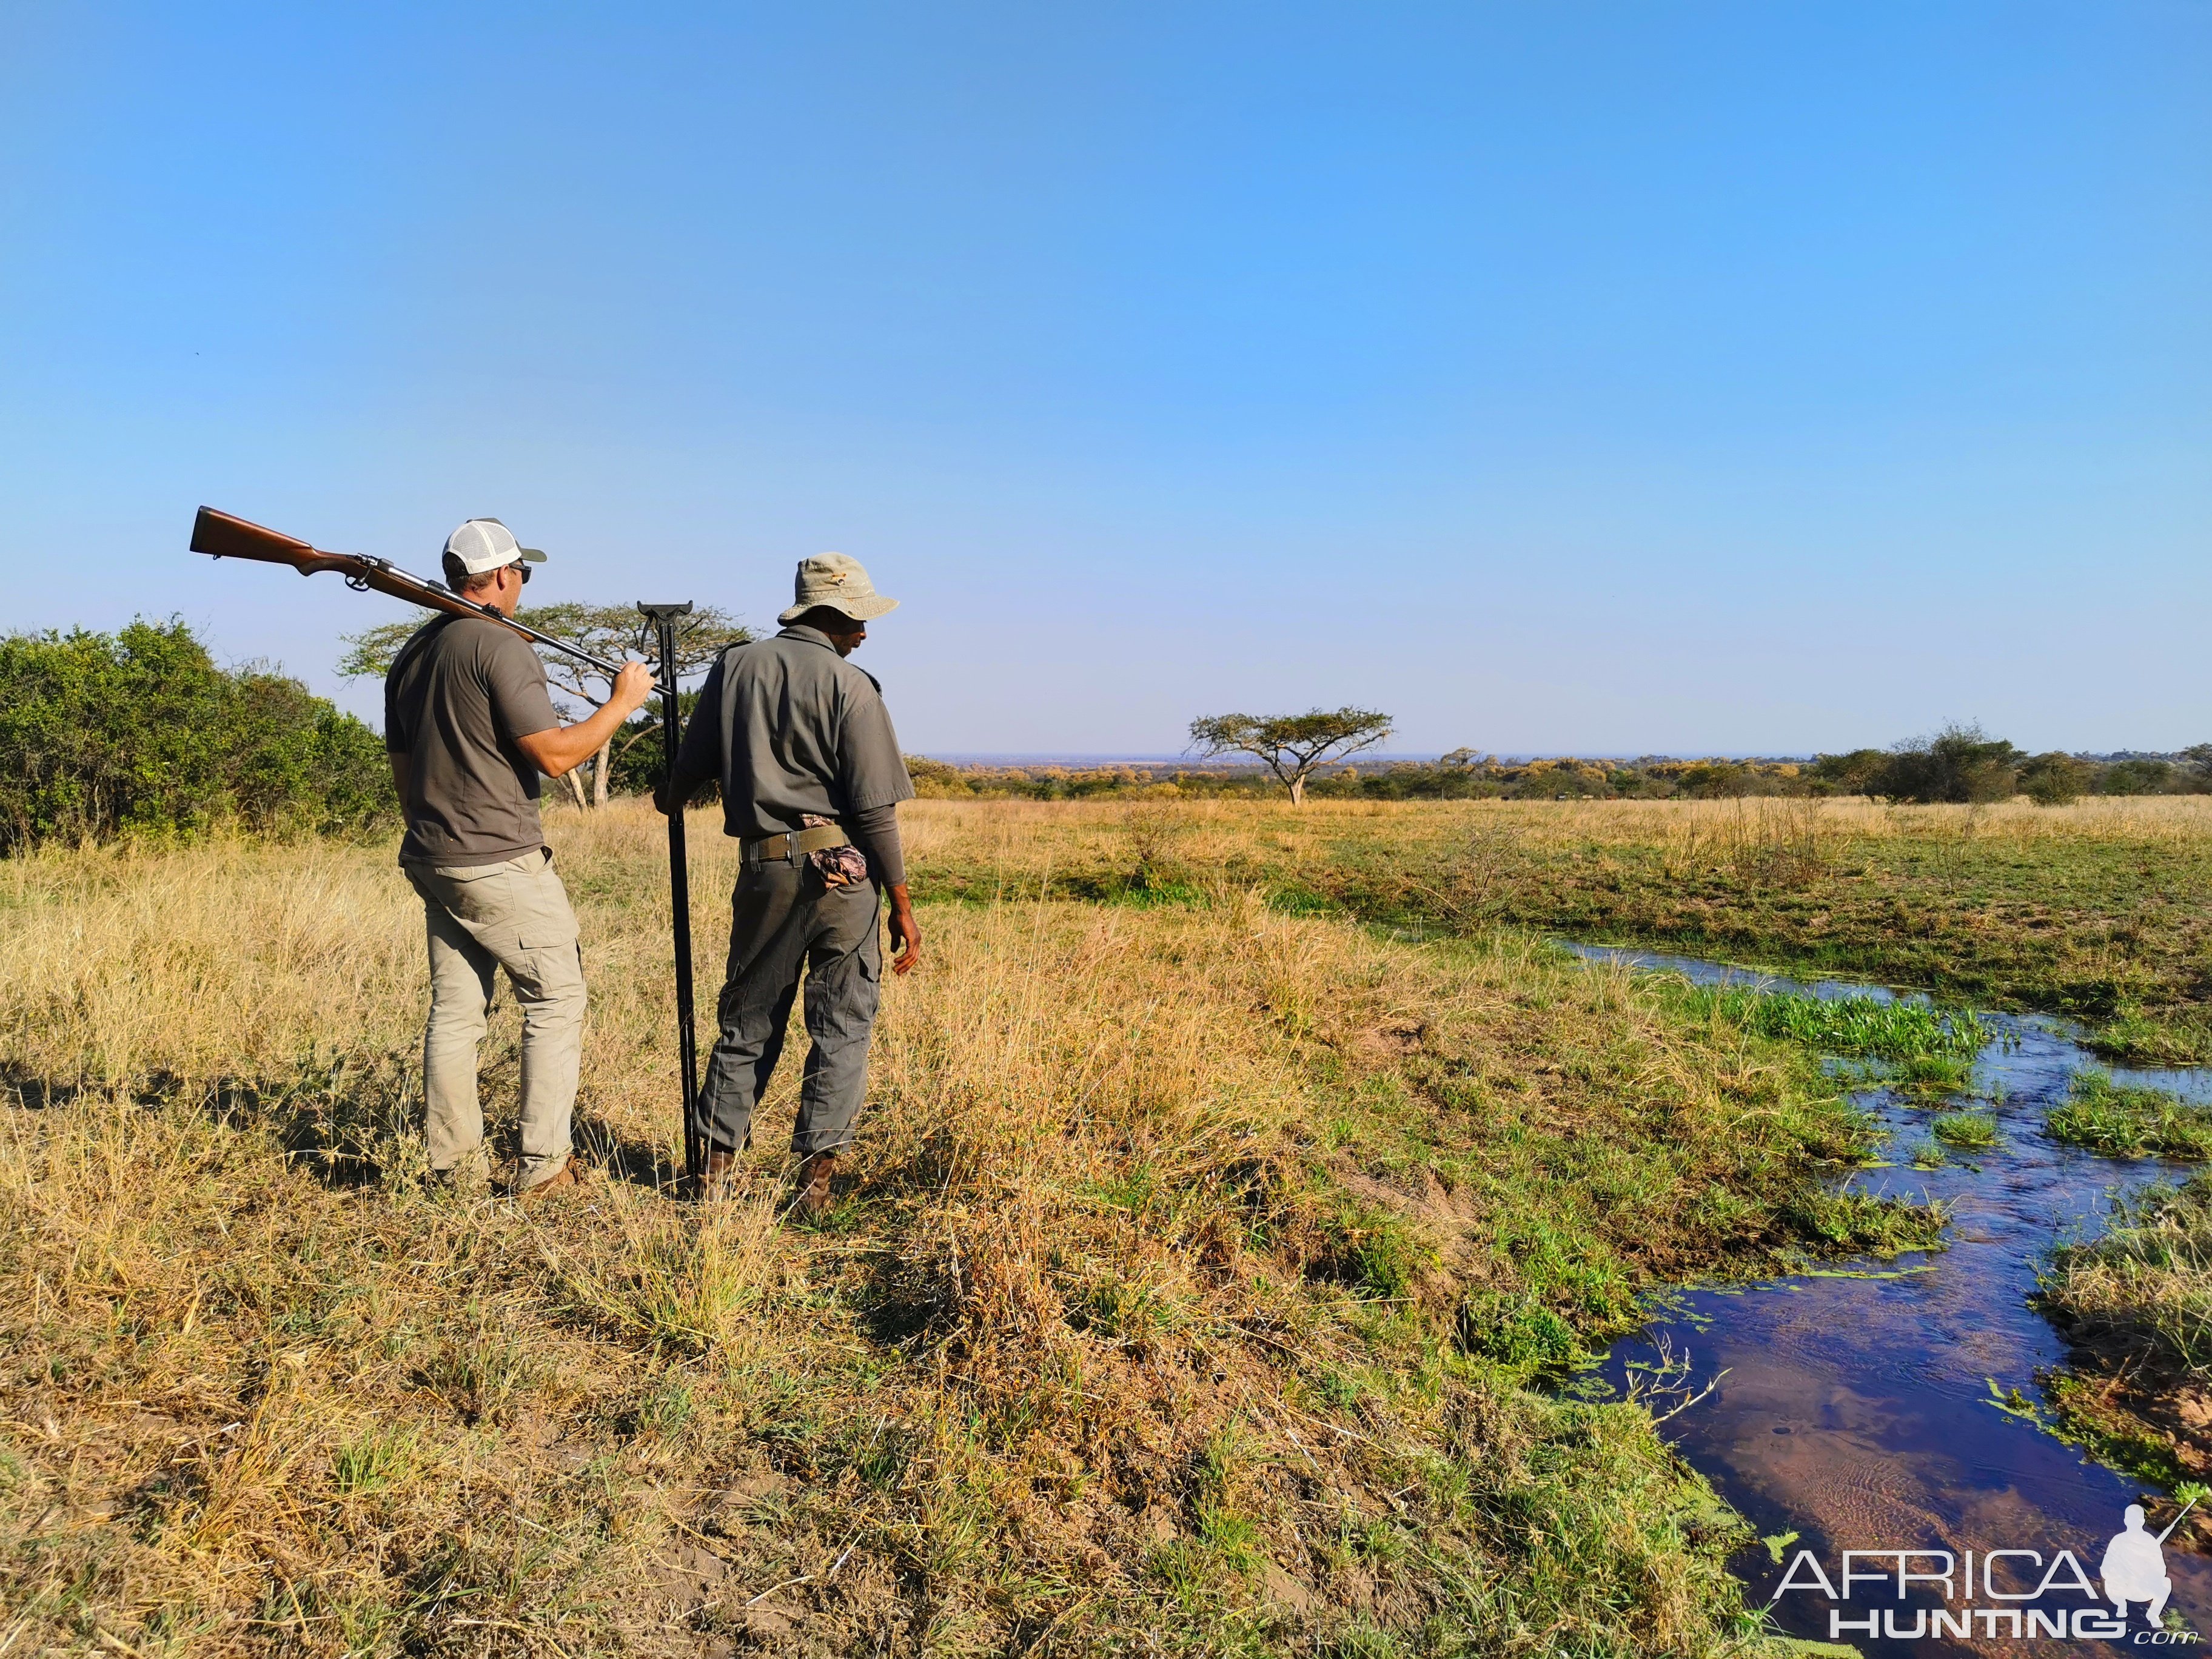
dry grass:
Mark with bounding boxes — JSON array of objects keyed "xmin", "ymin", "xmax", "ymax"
[
  {"xmin": 891, "ymin": 794, "xmax": 2212, "ymax": 1061},
  {"xmin": 0, "ymin": 801, "xmax": 1915, "ymax": 1656},
  {"xmin": 902, "ymin": 791, "xmax": 2212, "ymax": 865}
]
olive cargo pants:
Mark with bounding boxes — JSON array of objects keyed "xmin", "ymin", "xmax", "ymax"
[
  {"xmin": 406, "ymin": 849, "xmax": 586, "ymax": 1186},
  {"xmin": 695, "ymin": 861, "xmax": 882, "ymax": 1158}
]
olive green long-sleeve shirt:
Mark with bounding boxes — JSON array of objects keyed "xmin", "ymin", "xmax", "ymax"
[{"xmin": 671, "ymin": 626, "xmax": 915, "ymax": 879}]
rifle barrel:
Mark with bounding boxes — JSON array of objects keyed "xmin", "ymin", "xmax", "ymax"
[
  {"xmin": 2157, "ymin": 1496, "xmax": 2199, "ymax": 1544},
  {"xmin": 190, "ymin": 506, "xmax": 631, "ymax": 678}
]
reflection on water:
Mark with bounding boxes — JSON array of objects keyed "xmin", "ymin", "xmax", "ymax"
[{"xmin": 1569, "ymin": 945, "xmax": 2212, "ymax": 1656}]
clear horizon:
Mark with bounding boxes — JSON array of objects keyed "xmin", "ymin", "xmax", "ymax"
[{"xmin": 3, "ymin": 3, "xmax": 2206, "ymax": 756}]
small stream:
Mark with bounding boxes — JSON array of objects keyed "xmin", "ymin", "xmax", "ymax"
[{"xmin": 1569, "ymin": 945, "xmax": 2212, "ymax": 1655}]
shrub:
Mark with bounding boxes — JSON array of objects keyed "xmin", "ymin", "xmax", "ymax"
[
  {"xmin": 2098, "ymin": 759, "xmax": 2176, "ymax": 797},
  {"xmin": 1808, "ymin": 749, "xmax": 1887, "ymax": 798},
  {"xmin": 0, "ymin": 620, "xmax": 394, "ymax": 852},
  {"xmin": 1874, "ymin": 722, "xmax": 2020, "ymax": 804},
  {"xmin": 1677, "ymin": 762, "xmax": 1751, "ymax": 799},
  {"xmin": 2020, "ymin": 751, "xmax": 2093, "ymax": 806}
]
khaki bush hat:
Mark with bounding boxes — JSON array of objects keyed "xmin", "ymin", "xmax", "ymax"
[
  {"xmin": 779, "ymin": 552, "xmax": 898, "ymax": 625},
  {"xmin": 444, "ymin": 518, "xmax": 546, "ymax": 576}
]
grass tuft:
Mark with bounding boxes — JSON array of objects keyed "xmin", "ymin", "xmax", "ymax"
[
  {"xmin": 1689, "ymin": 988, "xmax": 1988, "ymax": 1065},
  {"xmin": 1931, "ymin": 1111, "xmax": 1999, "ymax": 1150},
  {"xmin": 2048, "ymin": 1071, "xmax": 2212, "ymax": 1160},
  {"xmin": 330, "ymin": 1424, "xmax": 420, "ymax": 1497}
]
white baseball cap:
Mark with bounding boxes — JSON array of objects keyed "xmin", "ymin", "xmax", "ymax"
[{"xmin": 443, "ymin": 518, "xmax": 547, "ymax": 576}]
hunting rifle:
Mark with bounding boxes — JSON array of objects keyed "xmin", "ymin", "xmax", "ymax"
[
  {"xmin": 191, "ymin": 506, "xmax": 710, "ymax": 1193},
  {"xmin": 188, "ymin": 506, "xmax": 629, "ymax": 677}
]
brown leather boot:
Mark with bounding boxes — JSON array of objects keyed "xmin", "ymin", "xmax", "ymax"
[
  {"xmin": 513, "ymin": 1153, "xmax": 581, "ymax": 1203},
  {"xmin": 793, "ymin": 1150, "xmax": 838, "ymax": 1219},
  {"xmin": 701, "ymin": 1145, "xmax": 739, "ymax": 1201}
]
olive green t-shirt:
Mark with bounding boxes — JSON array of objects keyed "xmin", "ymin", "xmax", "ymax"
[{"xmin": 384, "ymin": 616, "xmax": 562, "ymax": 867}]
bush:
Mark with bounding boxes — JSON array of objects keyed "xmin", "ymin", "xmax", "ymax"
[
  {"xmin": 1676, "ymin": 762, "xmax": 1751, "ymax": 799},
  {"xmin": 1873, "ymin": 722, "xmax": 2020, "ymax": 804},
  {"xmin": 1808, "ymin": 748, "xmax": 1888, "ymax": 797},
  {"xmin": 2020, "ymin": 751, "xmax": 2093, "ymax": 806},
  {"xmin": 0, "ymin": 620, "xmax": 395, "ymax": 852},
  {"xmin": 2098, "ymin": 759, "xmax": 2176, "ymax": 797}
]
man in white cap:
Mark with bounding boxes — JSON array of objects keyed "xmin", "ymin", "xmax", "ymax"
[
  {"xmin": 658, "ymin": 552, "xmax": 921, "ymax": 1215},
  {"xmin": 384, "ymin": 518, "xmax": 654, "ymax": 1197}
]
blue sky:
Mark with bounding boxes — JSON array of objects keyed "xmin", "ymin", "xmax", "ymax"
[{"xmin": 2, "ymin": 2, "xmax": 2207, "ymax": 756}]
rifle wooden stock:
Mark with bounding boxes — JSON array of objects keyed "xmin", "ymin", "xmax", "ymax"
[{"xmin": 189, "ymin": 506, "xmax": 627, "ymax": 675}]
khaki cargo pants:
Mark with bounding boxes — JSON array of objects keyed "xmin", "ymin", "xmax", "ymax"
[{"xmin": 404, "ymin": 848, "xmax": 586, "ymax": 1186}]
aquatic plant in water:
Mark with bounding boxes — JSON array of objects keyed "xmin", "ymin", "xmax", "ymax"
[
  {"xmin": 1905, "ymin": 1139, "xmax": 1948, "ymax": 1170},
  {"xmin": 1931, "ymin": 1111, "xmax": 1999, "ymax": 1150}
]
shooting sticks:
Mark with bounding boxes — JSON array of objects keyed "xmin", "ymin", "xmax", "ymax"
[{"xmin": 637, "ymin": 603, "xmax": 704, "ymax": 1189}]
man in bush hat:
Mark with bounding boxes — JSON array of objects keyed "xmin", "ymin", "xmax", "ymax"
[
  {"xmin": 386, "ymin": 518, "xmax": 654, "ymax": 1198},
  {"xmin": 657, "ymin": 552, "xmax": 921, "ymax": 1215}
]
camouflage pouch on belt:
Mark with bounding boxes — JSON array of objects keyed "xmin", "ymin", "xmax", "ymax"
[{"xmin": 802, "ymin": 814, "xmax": 870, "ymax": 888}]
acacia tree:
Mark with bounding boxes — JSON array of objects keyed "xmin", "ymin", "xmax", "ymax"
[
  {"xmin": 1188, "ymin": 706, "xmax": 1394, "ymax": 806},
  {"xmin": 340, "ymin": 604, "xmax": 749, "ymax": 806}
]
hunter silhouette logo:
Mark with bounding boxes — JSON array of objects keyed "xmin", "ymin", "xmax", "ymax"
[
  {"xmin": 2103, "ymin": 1501, "xmax": 2190, "ymax": 1627},
  {"xmin": 1770, "ymin": 1498, "xmax": 2202, "ymax": 1643}
]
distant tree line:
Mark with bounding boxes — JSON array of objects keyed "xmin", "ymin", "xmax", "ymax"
[
  {"xmin": 1802, "ymin": 725, "xmax": 2212, "ymax": 805},
  {"xmin": 6, "ymin": 623, "xmax": 2205, "ymax": 854},
  {"xmin": 0, "ymin": 620, "xmax": 394, "ymax": 853},
  {"xmin": 910, "ymin": 726, "xmax": 2212, "ymax": 806}
]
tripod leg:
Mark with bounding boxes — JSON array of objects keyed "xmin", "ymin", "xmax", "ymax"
[{"xmin": 655, "ymin": 618, "xmax": 703, "ymax": 1189}]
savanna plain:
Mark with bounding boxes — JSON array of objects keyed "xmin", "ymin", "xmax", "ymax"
[{"xmin": 8, "ymin": 795, "xmax": 2212, "ymax": 1657}]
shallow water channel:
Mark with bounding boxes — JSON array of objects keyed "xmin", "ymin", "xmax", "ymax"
[{"xmin": 1569, "ymin": 945, "xmax": 2212, "ymax": 1656}]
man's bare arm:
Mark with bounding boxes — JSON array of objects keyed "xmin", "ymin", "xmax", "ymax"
[
  {"xmin": 886, "ymin": 883, "xmax": 922, "ymax": 975},
  {"xmin": 517, "ymin": 663, "xmax": 655, "ymax": 779}
]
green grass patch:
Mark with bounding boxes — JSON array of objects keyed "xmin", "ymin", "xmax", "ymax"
[
  {"xmin": 2090, "ymin": 1011, "xmax": 2212, "ymax": 1068},
  {"xmin": 1688, "ymin": 987, "xmax": 1988, "ymax": 1064},
  {"xmin": 2048, "ymin": 1071, "xmax": 2212, "ymax": 1159},
  {"xmin": 1456, "ymin": 1289, "xmax": 1586, "ymax": 1370},
  {"xmin": 1291, "ymin": 1186, "xmax": 1442, "ymax": 1303},
  {"xmin": 1889, "ymin": 1053, "xmax": 1979, "ymax": 1096},
  {"xmin": 1931, "ymin": 1110, "xmax": 1999, "ymax": 1149},
  {"xmin": 2037, "ymin": 1371, "xmax": 2202, "ymax": 1493},
  {"xmin": 2044, "ymin": 1171, "xmax": 2212, "ymax": 1369},
  {"xmin": 330, "ymin": 1425, "xmax": 420, "ymax": 1497},
  {"xmin": 1785, "ymin": 1187, "xmax": 1948, "ymax": 1258}
]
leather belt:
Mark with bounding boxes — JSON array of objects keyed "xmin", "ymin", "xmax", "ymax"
[{"xmin": 742, "ymin": 823, "xmax": 851, "ymax": 865}]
